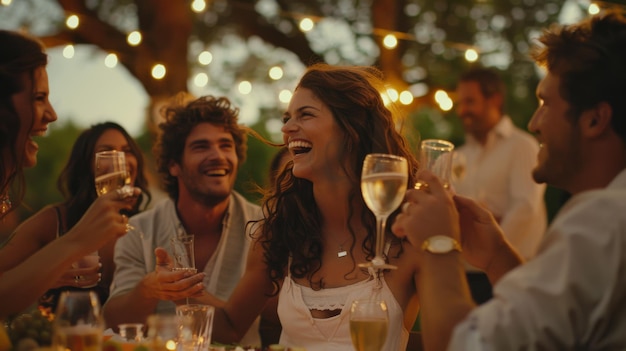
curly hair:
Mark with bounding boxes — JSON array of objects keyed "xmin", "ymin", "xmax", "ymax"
[
  {"xmin": 0, "ymin": 30, "xmax": 47, "ymax": 216},
  {"xmin": 57, "ymin": 122, "xmax": 152, "ymax": 229},
  {"xmin": 259, "ymin": 64, "xmax": 419, "ymax": 292},
  {"xmin": 154, "ymin": 95, "xmax": 248, "ymax": 200},
  {"xmin": 531, "ymin": 10, "xmax": 626, "ymax": 141}
]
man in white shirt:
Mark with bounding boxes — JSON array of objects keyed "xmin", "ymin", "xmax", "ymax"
[
  {"xmin": 453, "ymin": 67, "xmax": 547, "ymax": 303},
  {"xmin": 103, "ymin": 96, "xmax": 263, "ymax": 346},
  {"xmin": 393, "ymin": 10, "xmax": 626, "ymax": 350}
]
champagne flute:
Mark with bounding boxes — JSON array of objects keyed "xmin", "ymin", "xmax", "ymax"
[
  {"xmin": 94, "ymin": 150, "xmax": 134, "ymax": 231},
  {"xmin": 170, "ymin": 234, "xmax": 197, "ymax": 304},
  {"xmin": 349, "ymin": 298, "xmax": 389, "ymax": 351},
  {"xmin": 52, "ymin": 291, "xmax": 104, "ymax": 351},
  {"xmin": 360, "ymin": 153, "xmax": 408, "ymax": 270}
]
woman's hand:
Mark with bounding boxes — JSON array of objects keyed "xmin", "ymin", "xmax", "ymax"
[{"xmin": 65, "ymin": 187, "xmax": 141, "ymax": 252}]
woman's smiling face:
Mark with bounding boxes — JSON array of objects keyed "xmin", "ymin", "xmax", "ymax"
[
  {"xmin": 281, "ymin": 87, "xmax": 345, "ymax": 182},
  {"xmin": 11, "ymin": 66, "xmax": 58, "ymax": 168}
]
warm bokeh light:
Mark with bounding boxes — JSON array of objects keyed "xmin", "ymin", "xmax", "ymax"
[
  {"xmin": 434, "ymin": 89, "xmax": 453, "ymax": 111},
  {"xmin": 194, "ymin": 73, "xmax": 209, "ymax": 87},
  {"xmin": 198, "ymin": 51, "xmax": 213, "ymax": 65},
  {"xmin": 269, "ymin": 66, "xmax": 283, "ymax": 80},
  {"xmin": 151, "ymin": 64, "xmax": 166, "ymax": 79},
  {"xmin": 464, "ymin": 48, "xmax": 479, "ymax": 62},
  {"xmin": 62, "ymin": 45, "xmax": 75, "ymax": 59},
  {"xmin": 191, "ymin": 0, "xmax": 206, "ymax": 13},
  {"xmin": 386, "ymin": 88, "xmax": 399, "ymax": 102},
  {"xmin": 238, "ymin": 80, "xmax": 252, "ymax": 94},
  {"xmin": 399, "ymin": 91, "xmax": 414, "ymax": 105},
  {"xmin": 299, "ymin": 18, "xmax": 315, "ymax": 32},
  {"xmin": 127, "ymin": 31, "xmax": 142, "ymax": 46},
  {"xmin": 279, "ymin": 89, "xmax": 292, "ymax": 103},
  {"xmin": 165, "ymin": 340, "xmax": 176, "ymax": 351},
  {"xmin": 66, "ymin": 15, "xmax": 79, "ymax": 29},
  {"xmin": 104, "ymin": 53, "xmax": 118, "ymax": 68},
  {"xmin": 383, "ymin": 34, "xmax": 398, "ymax": 49},
  {"xmin": 588, "ymin": 3, "xmax": 600, "ymax": 15},
  {"xmin": 1, "ymin": 0, "xmax": 12, "ymax": 6}
]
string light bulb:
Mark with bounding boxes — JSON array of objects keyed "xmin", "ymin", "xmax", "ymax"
[
  {"xmin": 198, "ymin": 51, "xmax": 213, "ymax": 65},
  {"xmin": 588, "ymin": 3, "xmax": 600, "ymax": 15},
  {"xmin": 104, "ymin": 53, "xmax": 118, "ymax": 68},
  {"xmin": 191, "ymin": 0, "xmax": 206, "ymax": 13},
  {"xmin": 399, "ymin": 91, "xmax": 414, "ymax": 105},
  {"xmin": 151, "ymin": 64, "xmax": 166, "ymax": 79},
  {"xmin": 62, "ymin": 45, "xmax": 75, "ymax": 59},
  {"xmin": 194, "ymin": 73, "xmax": 209, "ymax": 87},
  {"xmin": 299, "ymin": 18, "xmax": 315, "ymax": 32},
  {"xmin": 269, "ymin": 66, "xmax": 283, "ymax": 80},
  {"xmin": 464, "ymin": 48, "xmax": 479, "ymax": 62},
  {"xmin": 66, "ymin": 15, "xmax": 79, "ymax": 29},
  {"xmin": 238, "ymin": 81, "xmax": 252, "ymax": 94},
  {"xmin": 127, "ymin": 31, "xmax": 142, "ymax": 46},
  {"xmin": 383, "ymin": 34, "xmax": 398, "ymax": 49},
  {"xmin": 279, "ymin": 89, "xmax": 292, "ymax": 103}
]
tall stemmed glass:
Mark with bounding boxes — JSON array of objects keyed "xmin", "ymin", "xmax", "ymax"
[
  {"xmin": 360, "ymin": 153, "xmax": 408, "ymax": 270},
  {"xmin": 94, "ymin": 150, "xmax": 134, "ymax": 231},
  {"xmin": 349, "ymin": 298, "xmax": 389, "ymax": 351}
]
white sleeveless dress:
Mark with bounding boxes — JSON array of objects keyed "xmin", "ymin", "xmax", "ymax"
[{"xmin": 277, "ymin": 273, "xmax": 409, "ymax": 351}]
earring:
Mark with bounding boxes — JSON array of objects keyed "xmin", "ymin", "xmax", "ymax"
[{"xmin": 0, "ymin": 193, "xmax": 11, "ymax": 215}]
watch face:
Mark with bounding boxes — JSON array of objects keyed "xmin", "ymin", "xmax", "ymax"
[{"xmin": 432, "ymin": 237, "xmax": 453, "ymax": 252}]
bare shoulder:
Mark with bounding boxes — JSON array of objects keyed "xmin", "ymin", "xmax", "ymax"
[{"xmin": 14, "ymin": 205, "xmax": 62, "ymax": 244}]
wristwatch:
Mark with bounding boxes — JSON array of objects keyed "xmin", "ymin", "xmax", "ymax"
[{"xmin": 421, "ymin": 235, "xmax": 462, "ymax": 254}]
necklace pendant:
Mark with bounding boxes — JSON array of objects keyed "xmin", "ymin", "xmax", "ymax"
[{"xmin": 337, "ymin": 249, "xmax": 347, "ymax": 258}]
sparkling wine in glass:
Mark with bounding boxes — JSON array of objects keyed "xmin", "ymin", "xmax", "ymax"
[
  {"xmin": 94, "ymin": 150, "xmax": 131, "ymax": 196},
  {"xmin": 52, "ymin": 291, "xmax": 104, "ymax": 351},
  {"xmin": 360, "ymin": 153, "xmax": 408, "ymax": 270},
  {"xmin": 349, "ymin": 298, "xmax": 389, "ymax": 351},
  {"xmin": 94, "ymin": 150, "xmax": 134, "ymax": 231}
]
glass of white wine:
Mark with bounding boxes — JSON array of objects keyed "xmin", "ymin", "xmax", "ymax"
[
  {"xmin": 94, "ymin": 150, "xmax": 134, "ymax": 231},
  {"xmin": 360, "ymin": 153, "xmax": 408, "ymax": 270},
  {"xmin": 349, "ymin": 298, "xmax": 389, "ymax": 351},
  {"xmin": 52, "ymin": 291, "xmax": 104, "ymax": 351}
]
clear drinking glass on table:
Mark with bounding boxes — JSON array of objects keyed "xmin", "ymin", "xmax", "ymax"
[
  {"xmin": 176, "ymin": 304, "xmax": 214, "ymax": 351},
  {"xmin": 349, "ymin": 298, "xmax": 389, "ymax": 351},
  {"xmin": 52, "ymin": 291, "xmax": 104, "ymax": 351},
  {"xmin": 359, "ymin": 153, "xmax": 408, "ymax": 270},
  {"xmin": 118, "ymin": 323, "xmax": 144, "ymax": 343},
  {"xmin": 146, "ymin": 314, "xmax": 191, "ymax": 351}
]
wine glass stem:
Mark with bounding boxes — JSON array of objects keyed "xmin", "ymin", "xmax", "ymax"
[{"xmin": 375, "ymin": 215, "xmax": 386, "ymax": 259}]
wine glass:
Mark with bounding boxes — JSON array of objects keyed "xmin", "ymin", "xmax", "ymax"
[
  {"xmin": 360, "ymin": 153, "xmax": 408, "ymax": 270},
  {"xmin": 52, "ymin": 291, "xmax": 104, "ymax": 351},
  {"xmin": 94, "ymin": 150, "xmax": 134, "ymax": 231},
  {"xmin": 349, "ymin": 298, "xmax": 389, "ymax": 351}
]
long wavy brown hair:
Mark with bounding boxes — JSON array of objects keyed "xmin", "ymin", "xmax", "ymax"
[
  {"xmin": 0, "ymin": 30, "xmax": 47, "ymax": 217},
  {"xmin": 259, "ymin": 64, "xmax": 419, "ymax": 293}
]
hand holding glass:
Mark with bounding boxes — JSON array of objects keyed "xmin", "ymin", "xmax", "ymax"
[
  {"xmin": 94, "ymin": 150, "xmax": 134, "ymax": 231},
  {"xmin": 360, "ymin": 154, "xmax": 408, "ymax": 270},
  {"xmin": 349, "ymin": 298, "xmax": 389, "ymax": 351}
]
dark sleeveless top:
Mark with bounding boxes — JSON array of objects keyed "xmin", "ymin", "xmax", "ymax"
[{"xmin": 38, "ymin": 206, "xmax": 109, "ymax": 313}]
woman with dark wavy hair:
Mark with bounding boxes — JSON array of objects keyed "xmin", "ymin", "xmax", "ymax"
[
  {"xmin": 0, "ymin": 121, "xmax": 151, "ymax": 311},
  {"xmin": 193, "ymin": 63, "xmax": 421, "ymax": 351},
  {"xmin": 0, "ymin": 30, "xmax": 138, "ymax": 319}
]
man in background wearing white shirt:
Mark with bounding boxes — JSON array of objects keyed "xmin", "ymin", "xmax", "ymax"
[{"xmin": 453, "ymin": 67, "xmax": 547, "ymax": 303}]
